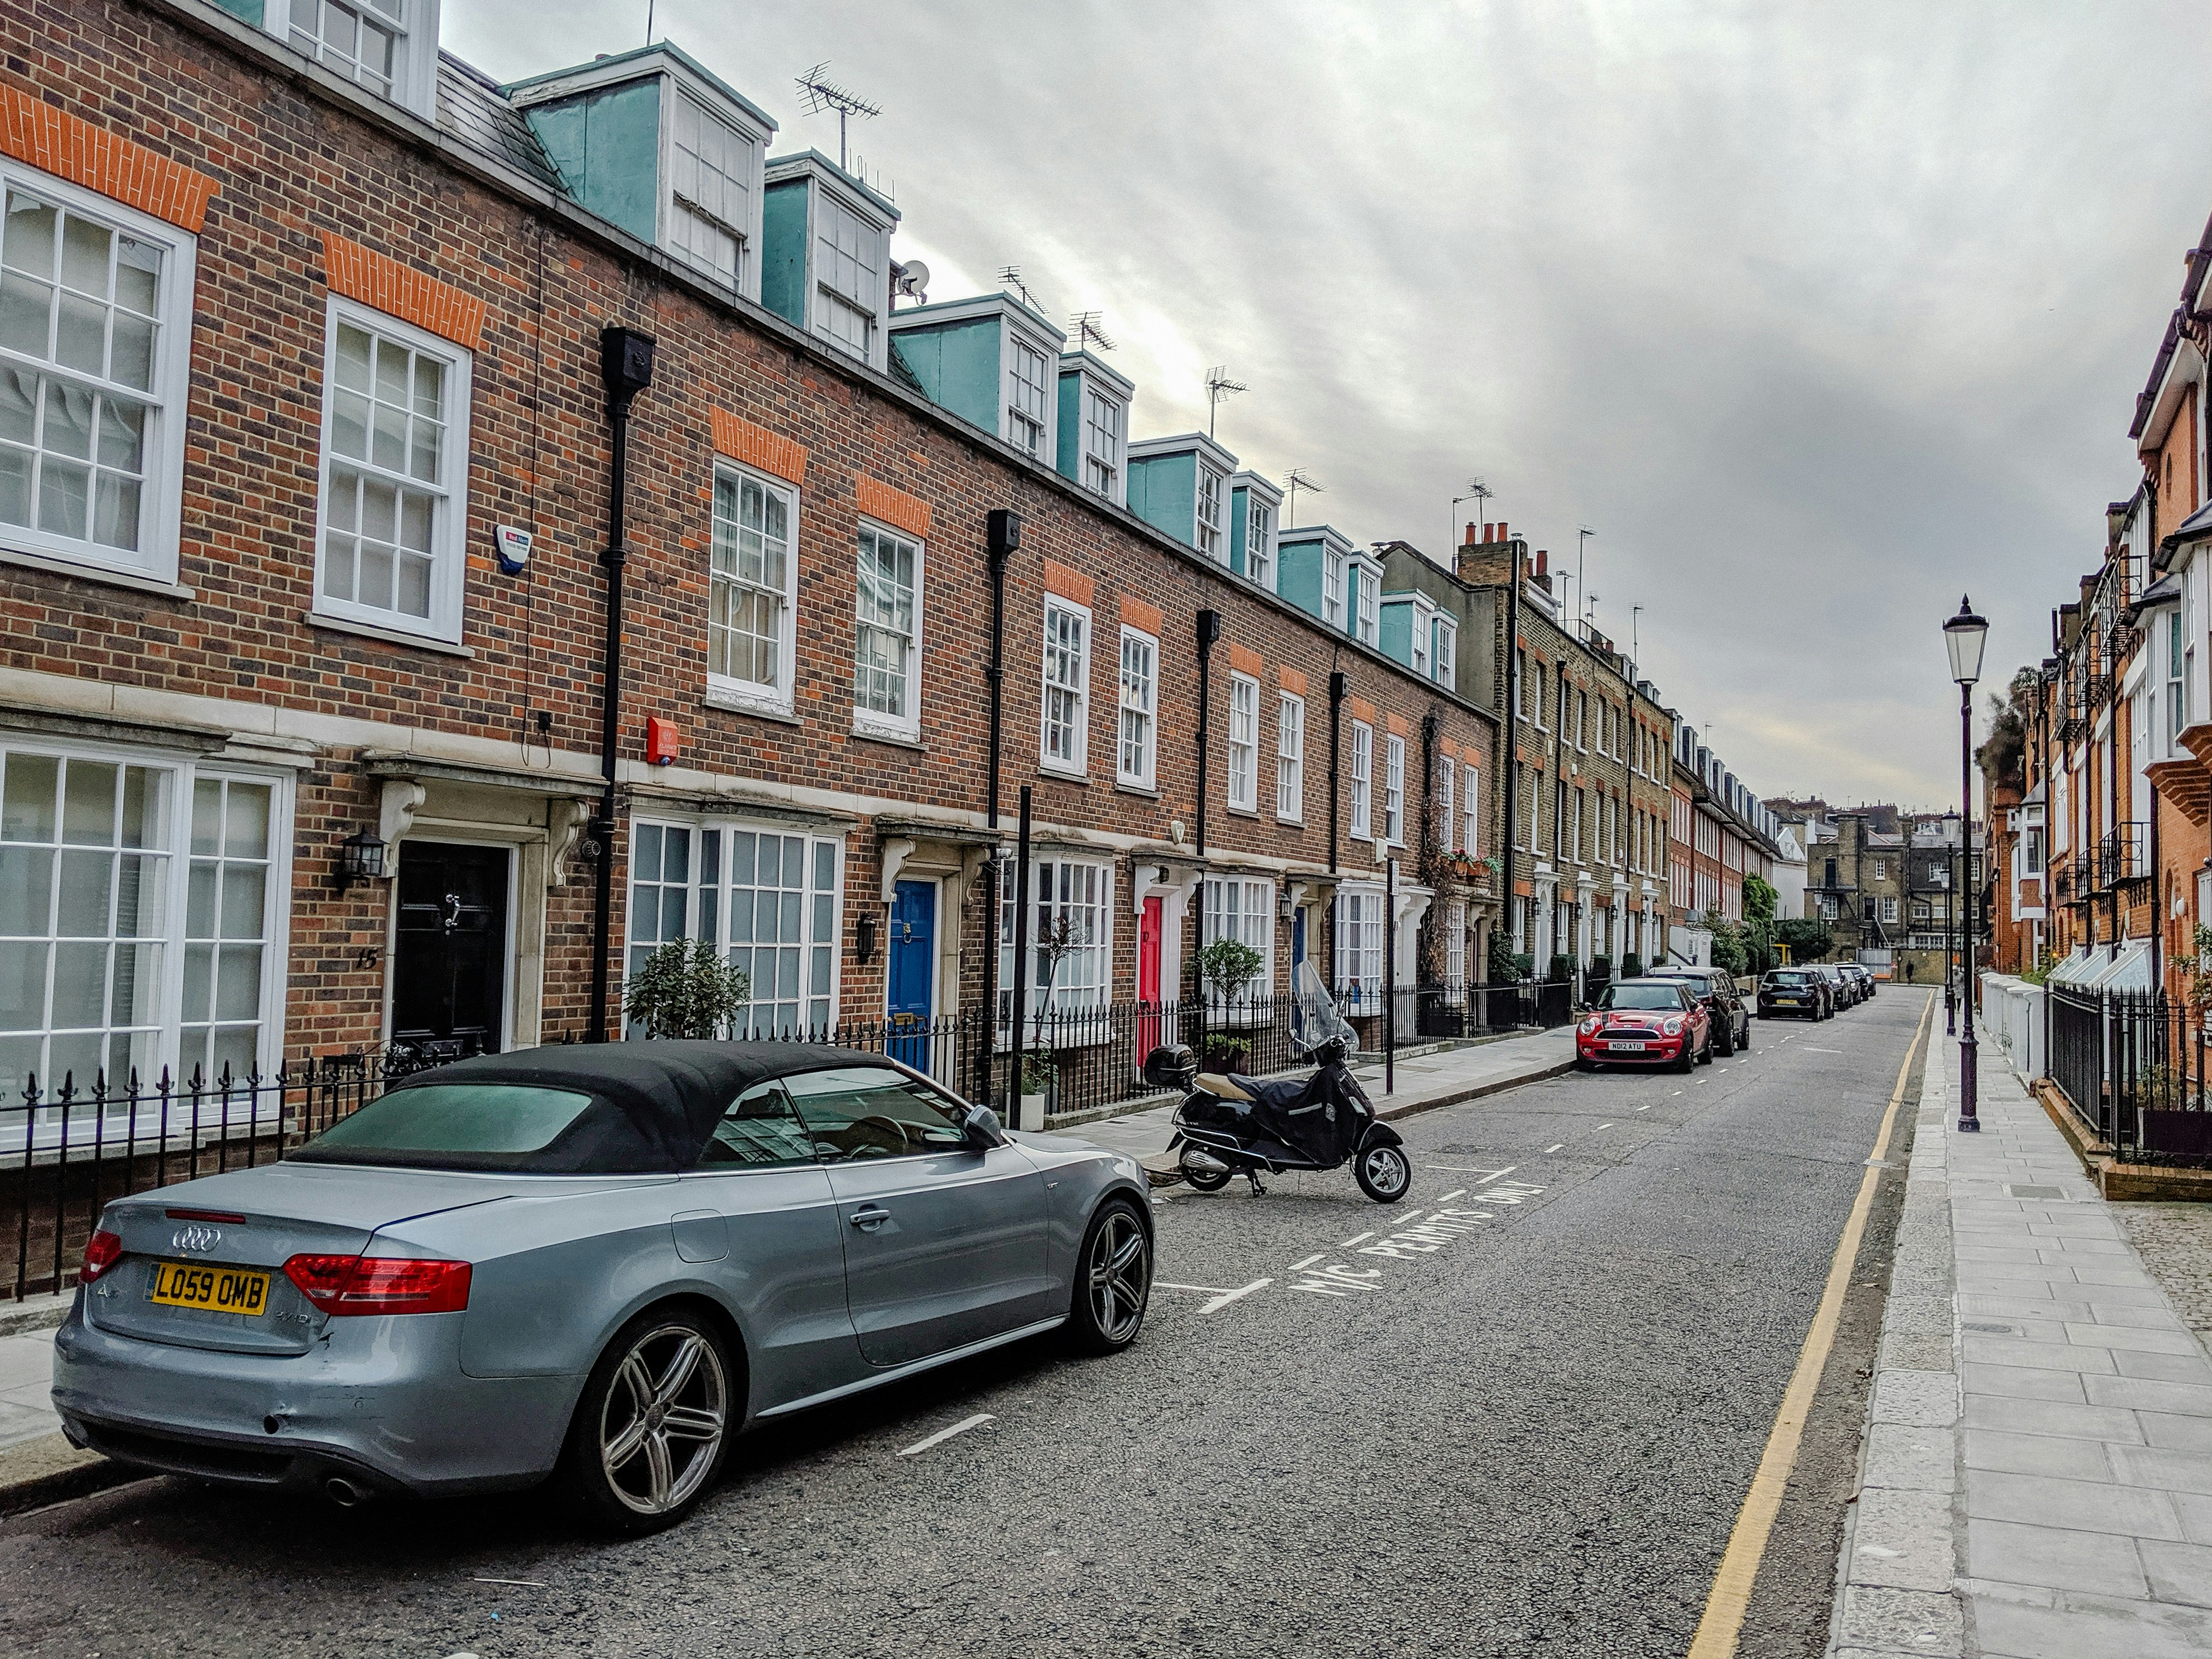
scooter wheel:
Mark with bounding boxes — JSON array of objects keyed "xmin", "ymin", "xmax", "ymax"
[
  {"xmin": 1179, "ymin": 1150, "xmax": 1233, "ymax": 1192},
  {"xmin": 1355, "ymin": 1145, "xmax": 1412, "ymax": 1204}
]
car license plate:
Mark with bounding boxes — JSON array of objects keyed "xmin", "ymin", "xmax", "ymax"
[
  {"xmin": 1774, "ymin": 996, "xmax": 1799, "ymax": 1003},
  {"xmin": 147, "ymin": 1259, "xmax": 270, "ymax": 1317},
  {"xmin": 1608, "ymin": 1040, "xmax": 1648, "ymax": 1052}
]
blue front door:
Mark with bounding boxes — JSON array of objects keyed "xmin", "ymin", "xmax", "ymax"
[
  {"xmin": 1292, "ymin": 906, "xmax": 1308, "ymax": 978},
  {"xmin": 887, "ymin": 880, "xmax": 935, "ymax": 1067}
]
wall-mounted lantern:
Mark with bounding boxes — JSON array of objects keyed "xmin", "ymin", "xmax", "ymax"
[
  {"xmin": 337, "ymin": 829, "xmax": 390, "ymax": 892},
  {"xmin": 854, "ymin": 911, "xmax": 879, "ymax": 964}
]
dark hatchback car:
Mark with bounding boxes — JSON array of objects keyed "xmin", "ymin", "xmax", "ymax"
[
  {"xmin": 1814, "ymin": 963, "xmax": 1858, "ymax": 1009},
  {"xmin": 1759, "ymin": 969, "xmax": 1831, "ymax": 1019},
  {"xmin": 1648, "ymin": 965, "xmax": 1753, "ymax": 1056},
  {"xmin": 1840, "ymin": 963, "xmax": 1877, "ymax": 1002}
]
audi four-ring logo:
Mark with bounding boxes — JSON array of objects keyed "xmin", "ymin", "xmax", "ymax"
[{"xmin": 171, "ymin": 1225, "xmax": 223, "ymax": 1253}]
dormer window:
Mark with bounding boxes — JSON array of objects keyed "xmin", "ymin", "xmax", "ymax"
[
  {"xmin": 668, "ymin": 94, "xmax": 755, "ymax": 291},
  {"xmin": 814, "ymin": 191, "xmax": 878, "ymax": 360},
  {"xmin": 1246, "ymin": 497, "xmax": 1274, "ymax": 588},
  {"xmin": 1433, "ymin": 617, "xmax": 1456, "ymax": 685},
  {"xmin": 1353, "ymin": 564, "xmax": 1379, "ymax": 645},
  {"xmin": 1324, "ymin": 549, "xmax": 1346, "ymax": 627},
  {"xmin": 1196, "ymin": 464, "xmax": 1225, "ymax": 561},
  {"xmin": 1007, "ymin": 335, "xmax": 1050, "ymax": 456},
  {"xmin": 289, "ymin": 0, "xmax": 403, "ymax": 96},
  {"xmin": 1083, "ymin": 386, "xmax": 1122, "ymax": 498}
]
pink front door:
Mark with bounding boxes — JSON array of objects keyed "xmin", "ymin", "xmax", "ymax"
[{"xmin": 1137, "ymin": 896, "xmax": 1163, "ymax": 1059}]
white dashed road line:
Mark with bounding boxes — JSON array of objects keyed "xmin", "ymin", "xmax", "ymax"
[
  {"xmin": 1339, "ymin": 1232, "xmax": 1376, "ymax": 1248},
  {"xmin": 1636, "ymin": 1104, "xmax": 1650, "ymax": 1111},
  {"xmin": 1289, "ymin": 1253, "xmax": 1327, "ymax": 1272},
  {"xmin": 1199, "ymin": 1278, "xmax": 1273, "ymax": 1314},
  {"xmin": 1598, "ymin": 1123, "xmax": 1614, "ymax": 1130},
  {"xmin": 1544, "ymin": 1143, "xmax": 1564, "ymax": 1153},
  {"xmin": 898, "ymin": 1413, "xmax": 994, "ymax": 1456},
  {"xmin": 1805, "ymin": 1047, "xmax": 1844, "ymax": 1054}
]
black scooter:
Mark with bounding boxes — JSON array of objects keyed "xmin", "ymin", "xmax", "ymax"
[{"xmin": 1145, "ymin": 972, "xmax": 1410, "ymax": 1203}]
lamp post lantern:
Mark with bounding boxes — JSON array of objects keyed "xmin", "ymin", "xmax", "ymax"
[{"xmin": 1944, "ymin": 594, "xmax": 1988, "ymax": 1132}]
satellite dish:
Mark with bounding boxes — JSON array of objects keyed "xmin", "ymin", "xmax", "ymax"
[{"xmin": 893, "ymin": 260, "xmax": 930, "ymax": 304}]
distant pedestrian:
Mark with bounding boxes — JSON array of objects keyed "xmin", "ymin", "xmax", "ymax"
[{"xmin": 1905, "ymin": 960, "xmax": 1916, "ymax": 982}]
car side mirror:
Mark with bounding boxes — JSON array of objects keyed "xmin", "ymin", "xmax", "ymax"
[{"xmin": 961, "ymin": 1102, "xmax": 1004, "ymax": 1145}]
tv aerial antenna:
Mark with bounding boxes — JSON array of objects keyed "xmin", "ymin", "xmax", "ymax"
[
  {"xmin": 1205, "ymin": 365, "xmax": 1247, "ymax": 438},
  {"xmin": 997, "ymin": 265, "xmax": 1042, "ymax": 312},
  {"xmin": 794, "ymin": 62, "xmax": 881, "ymax": 171},
  {"xmin": 1452, "ymin": 477, "xmax": 1492, "ymax": 552},
  {"xmin": 1283, "ymin": 467, "xmax": 1325, "ymax": 528},
  {"xmin": 1069, "ymin": 311, "xmax": 1116, "ymax": 353}
]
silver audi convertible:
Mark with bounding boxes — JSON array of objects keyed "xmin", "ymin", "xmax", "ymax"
[{"xmin": 51, "ymin": 1043, "xmax": 1154, "ymax": 1532}]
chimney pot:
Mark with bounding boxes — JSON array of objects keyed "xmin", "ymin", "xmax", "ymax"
[
  {"xmin": 1464, "ymin": 521, "xmax": 1477, "ymax": 546},
  {"xmin": 1535, "ymin": 549, "xmax": 1548, "ymax": 576},
  {"xmin": 1498, "ymin": 521, "xmax": 1508, "ymax": 543}
]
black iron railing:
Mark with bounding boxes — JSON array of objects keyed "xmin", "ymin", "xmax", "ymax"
[{"xmin": 2046, "ymin": 987, "xmax": 2212, "ymax": 1163}]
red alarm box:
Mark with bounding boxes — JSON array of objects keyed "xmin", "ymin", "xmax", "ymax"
[{"xmin": 645, "ymin": 717, "xmax": 680, "ymax": 766}]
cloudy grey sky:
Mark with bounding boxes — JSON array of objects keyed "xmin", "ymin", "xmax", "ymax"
[{"xmin": 446, "ymin": 0, "xmax": 2212, "ymax": 813}]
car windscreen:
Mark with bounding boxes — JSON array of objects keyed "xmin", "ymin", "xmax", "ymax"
[
  {"xmin": 1598, "ymin": 984, "xmax": 1688, "ymax": 1011},
  {"xmin": 295, "ymin": 1084, "xmax": 599, "ymax": 1170},
  {"xmin": 1768, "ymin": 973, "xmax": 1811, "ymax": 985}
]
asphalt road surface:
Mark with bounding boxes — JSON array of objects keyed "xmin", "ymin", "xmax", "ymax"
[{"xmin": 1, "ymin": 990, "xmax": 1934, "ymax": 1659}]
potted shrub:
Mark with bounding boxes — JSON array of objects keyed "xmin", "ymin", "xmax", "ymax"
[
  {"xmin": 1018, "ymin": 1054, "xmax": 1054, "ymax": 1131},
  {"xmin": 1547, "ymin": 952, "xmax": 1573, "ymax": 984},
  {"xmin": 1620, "ymin": 951, "xmax": 1643, "ymax": 979},
  {"xmin": 621, "ymin": 939, "xmax": 750, "ymax": 1038}
]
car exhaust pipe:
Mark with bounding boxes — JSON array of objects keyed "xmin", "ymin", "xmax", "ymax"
[
  {"xmin": 324, "ymin": 1476, "xmax": 372, "ymax": 1509},
  {"xmin": 1183, "ymin": 1149, "xmax": 1230, "ymax": 1175}
]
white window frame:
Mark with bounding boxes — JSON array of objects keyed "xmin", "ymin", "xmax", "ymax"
[
  {"xmin": 1040, "ymin": 596, "xmax": 1091, "ymax": 777},
  {"xmin": 852, "ymin": 518, "xmax": 924, "ymax": 742},
  {"xmin": 665, "ymin": 91, "xmax": 756, "ymax": 294},
  {"xmin": 1196, "ymin": 464, "xmax": 1227, "ymax": 562},
  {"xmin": 1446, "ymin": 898, "xmax": 1467, "ymax": 986},
  {"xmin": 812, "ymin": 187, "xmax": 884, "ymax": 364},
  {"xmin": 0, "ymin": 162, "xmax": 197, "ymax": 589},
  {"xmin": 1246, "ymin": 497, "xmax": 1275, "ymax": 591},
  {"xmin": 1463, "ymin": 764, "xmax": 1480, "ymax": 858},
  {"xmin": 0, "ymin": 737, "xmax": 294, "ymax": 1134},
  {"xmin": 1202, "ymin": 874, "xmax": 1275, "ymax": 1023},
  {"xmin": 705, "ymin": 459, "xmax": 798, "ymax": 715},
  {"xmin": 1433, "ymin": 617, "xmax": 1456, "ymax": 686},
  {"xmin": 1384, "ymin": 733, "xmax": 1405, "ymax": 845},
  {"xmin": 1333, "ymin": 884, "xmax": 1384, "ymax": 1009},
  {"xmin": 1349, "ymin": 721, "xmax": 1373, "ymax": 839},
  {"xmin": 625, "ymin": 815, "xmax": 845, "ymax": 1038},
  {"xmin": 1354, "ymin": 565, "xmax": 1380, "ymax": 645},
  {"xmin": 1324, "ymin": 548, "xmax": 1347, "ymax": 628},
  {"xmin": 1005, "ymin": 329, "xmax": 1053, "ymax": 460},
  {"xmin": 309, "ymin": 296, "xmax": 472, "ymax": 645},
  {"xmin": 1227, "ymin": 671, "xmax": 1259, "ymax": 812},
  {"xmin": 1439, "ymin": 758, "xmax": 1456, "ymax": 852},
  {"xmin": 1116, "ymin": 626, "xmax": 1157, "ymax": 789},
  {"xmin": 1410, "ymin": 610, "xmax": 1430, "ymax": 680},
  {"xmin": 998, "ymin": 854, "xmax": 1115, "ymax": 1038},
  {"xmin": 1276, "ymin": 691, "xmax": 1305, "ymax": 823},
  {"xmin": 1081, "ymin": 384, "xmax": 1123, "ymax": 502},
  {"xmin": 265, "ymin": 0, "xmax": 440, "ymax": 120}
]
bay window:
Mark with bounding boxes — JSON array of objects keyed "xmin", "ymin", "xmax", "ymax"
[
  {"xmin": 626, "ymin": 819, "xmax": 843, "ymax": 1037},
  {"xmin": 1228, "ymin": 672, "xmax": 1258, "ymax": 811},
  {"xmin": 312, "ymin": 298, "xmax": 471, "ymax": 642},
  {"xmin": 1041, "ymin": 598, "xmax": 1091, "ymax": 775},
  {"xmin": 1117, "ymin": 627, "xmax": 1157, "ymax": 788},
  {"xmin": 1, "ymin": 168, "xmax": 194, "ymax": 586},
  {"xmin": 997, "ymin": 855, "xmax": 1113, "ymax": 1036},
  {"xmin": 1333, "ymin": 886, "xmax": 1383, "ymax": 1009},
  {"xmin": 1203, "ymin": 874, "xmax": 1275, "ymax": 1020},
  {"xmin": 1277, "ymin": 692, "xmax": 1305, "ymax": 821},
  {"xmin": 707, "ymin": 462, "xmax": 796, "ymax": 712},
  {"xmin": 854, "ymin": 521, "xmax": 922, "ymax": 740},
  {"xmin": 0, "ymin": 742, "xmax": 288, "ymax": 1108}
]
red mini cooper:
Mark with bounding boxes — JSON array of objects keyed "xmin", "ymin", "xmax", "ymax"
[{"xmin": 1575, "ymin": 978, "xmax": 1713, "ymax": 1073}]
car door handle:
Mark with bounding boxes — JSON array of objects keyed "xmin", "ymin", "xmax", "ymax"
[{"xmin": 849, "ymin": 1205, "xmax": 892, "ymax": 1231}]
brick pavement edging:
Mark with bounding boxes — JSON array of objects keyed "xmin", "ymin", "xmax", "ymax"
[{"xmin": 2029, "ymin": 1078, "xmax": 2212, "ymax": 1201}]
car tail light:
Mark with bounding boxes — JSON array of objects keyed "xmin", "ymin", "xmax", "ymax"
[
  {"xmin": 1662, "ymin": 1016, "xmax": 1684, "ymax": 1036},
  {"xmin": 283, "ymin": 1253, "xmax": 472, "ymax": 1316},
  {"xmin": 81, "ymin": 1229, "xmax": 122, "ymax": 1283}
]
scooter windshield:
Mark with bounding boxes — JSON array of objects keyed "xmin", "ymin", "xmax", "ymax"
[{"xmin": 1293, "ymin": 960, "xmax": 1360, "ymax": 1056}]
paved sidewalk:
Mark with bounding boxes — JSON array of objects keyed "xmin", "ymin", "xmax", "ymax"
[
  {"xmin": 0, "ymin": 1329, "xmax": 59, "ymax": 1451},
  {"xmin": 1043, "ymin": 1021, "xmax": 1578, "ymax": 1160},
  {"xmin": 1831, "ymin": 1022, "xmax": 2212, "ymax": 1658}
]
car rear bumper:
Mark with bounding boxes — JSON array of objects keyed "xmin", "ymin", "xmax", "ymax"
[{"xmin": 51, "ymin": 1300, "xmax": 580, "ymax": 1498}]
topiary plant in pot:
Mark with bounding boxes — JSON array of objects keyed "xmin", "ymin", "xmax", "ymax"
[{"xmin": 621, "ymin": 939, "xmax": 751, "ymax": 1038}]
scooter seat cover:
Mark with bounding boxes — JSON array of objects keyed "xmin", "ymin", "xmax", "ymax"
[
  {"xmin": 1194, "ymin": 1072, "xmax": 1254, "ymax": 1102},
  {"xmin": 1229, "ymin": 1073, "xmax": 1313, "ymax": 1112}
]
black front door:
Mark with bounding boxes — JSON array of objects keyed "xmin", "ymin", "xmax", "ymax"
[{"xmin": 391, "ymin": 841, "xmax": 509, "ymax": 1057}]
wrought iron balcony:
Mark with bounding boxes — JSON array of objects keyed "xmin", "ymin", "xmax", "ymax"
[{"xmin": 2099, "ymin": 821, "xmax": 2151, "ymax": 888}]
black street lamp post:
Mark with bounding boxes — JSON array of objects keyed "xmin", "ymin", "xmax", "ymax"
[{"xmin": 1944, "ymin": 594, "xmax": 1989, "ymax": 1132}]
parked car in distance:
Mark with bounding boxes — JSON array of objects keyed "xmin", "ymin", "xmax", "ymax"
[
  {"xmin": 1759, "ymin": 969, "xmax": 1831, "ymax": 1020},
  {"xmin": 52, "ymin": 1043, "xmax": 1155, "ymax": 1536},
  {"xmin": 1810, "ymin": 962, "xmax": 1856, "ymax": 1009},
  {"xmin": 1647, "ymin": 965, "xmax": 1753, "ymax": 1056},
  {"xmin": 1576, "ymin": 978, "xmax": 1713, "ymax": 1073},
  {"xmin": 1840, "ymin": 963, "xmax": 1876, "ymax": 1001}
]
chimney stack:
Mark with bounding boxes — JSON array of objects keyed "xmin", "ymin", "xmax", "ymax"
[{"xmin": 1497, "ymin": 521, "xmax": 1508, "ymax": 543}]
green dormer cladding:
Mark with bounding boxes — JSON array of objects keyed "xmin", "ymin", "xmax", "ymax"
[
  {"xmin": 1127, "ymin": 434, "xmax": 1238, "ymax": 561},
  {"xmin": 1229, "ymin": 471, "xmax": 1282, "ymax": 592},
  {"xmin": 760, "ymin": 151, "xmax": 901, "ymax": 374},
  {"xmin": 1379, "ymin": 591, "xmax": 1454, "ymax": 686},
  {"xmin": 1056, "ymin": 352, "xmax": 1136, "ymax": 510},
  {"xmin": 887, "ymin": 294, "xmax": 1066, "ymax": 466},
  {"xmin": 1275, "ymin": 525, "xmax": 1357, "ymax": 633},
  {"xmin": 507, "ymin": 45, "xmax": 778, "ymax": 301}
]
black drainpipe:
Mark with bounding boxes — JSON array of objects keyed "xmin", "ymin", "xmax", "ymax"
[
  {"xmin": 587, "ymin": 326, "xmax": 655, "ymax": 1043},
  {"xmin": 1193, "ymin": 611, "xmax": 1222, "ymax": 1005},
  {"xmin": 1500, "ymin": 551, "xmax": 1523, "ymax": 955},
  {"xmin": 980, "ymin": 509, "xmax": 1019, "ymax": 1107},
  {"xmin": 1328, "ymin": 668, "xmax": 1347, "ymax": 989}
]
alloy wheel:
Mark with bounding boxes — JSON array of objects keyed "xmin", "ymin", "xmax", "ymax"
[
  {"xmin": 1361, "ymin": 1146, "xmax": 1410, "ymax": 1198},
  {"xmin": 1087, "ymin": 1209, "xmax": 1150, "ymax": 1344},
  {"xmin": 598, "ymin": 1324, "xmax": 728, "ymax": 1516}
]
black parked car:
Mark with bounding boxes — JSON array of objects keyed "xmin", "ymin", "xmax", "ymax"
[
  {"xmin": 1840, "ymin": 963, "xmax": 1877, "ymax": 1001},
  {"xmin": 1758, "ymin": 968, "xmax": 1831, "ymax": 1020},
  {"xmin": 1648, "ymin": 965, "xmax": 1753, "ymax": 1056}
]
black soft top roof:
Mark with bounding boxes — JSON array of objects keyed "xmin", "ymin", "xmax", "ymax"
[{"xmin": 297, "ymin": 1042, "xmax": 897, "ymax": 1174}]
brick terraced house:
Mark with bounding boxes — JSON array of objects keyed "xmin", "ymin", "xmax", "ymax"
[{"xmin": 0, "ymin": 0, "xmax": 1507, "ymax": 1127}]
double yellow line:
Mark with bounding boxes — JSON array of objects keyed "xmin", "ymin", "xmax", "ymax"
[{"xmin": 1685, "ymin": 989, "xmax": 1935, "ymax": 1659}]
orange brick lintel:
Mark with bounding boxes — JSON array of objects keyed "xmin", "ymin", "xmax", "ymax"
[
  {"xmin": 1226, "ymin": 642, "xmax": 1263, "ymax": 678},
  {"xmin": 1277, "ymin": 665, "xmax": 1309, "ymax": 698},
  {"xmin": 0, "ymin": 86, "xmax": 218, "ymax": 233},
  {"xmin": 1119, "ymin": 594, "xmax": 1163, "ymax": 635},
  {"xmin": 855, "ymin": 475, "xmax": 932, "ymax": 540},
  {"xmin": 710, "ymin": 408, "xmax": 808, "ymax": 485},
  {"xmin": 1385, "ymin": 712, "xmax": 1409, "ymax": 738},
  {"xmin": 1348, "ymin": 696, "xmax": 1378, "ymax": 726},
  {"xmin": 320, "ymin": 230, "xmax": 486, "ymax": 351},
  {"xmin": 1042, "ymin": 559, "xmax": 1095, "ymax": 608}
]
